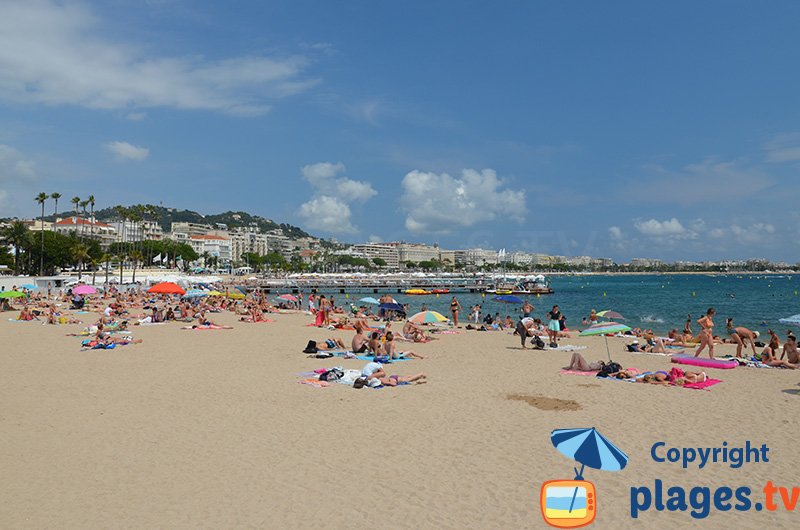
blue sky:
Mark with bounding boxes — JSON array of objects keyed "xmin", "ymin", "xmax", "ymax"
[{"xmin": 1, "ymin": 0, "xmax": 799, "ymax": 262}]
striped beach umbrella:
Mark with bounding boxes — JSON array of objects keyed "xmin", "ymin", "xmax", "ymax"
[
  {"xmin": 596, "ymin": 310, "xmax": 626, "ymax": 320},
  {"xmin": 579, "ymin": 321, "xmax": 631, "ymax": 360},
  {"xmin": 409, "ymin": 310, "xmax": 448, "ymax": 324},
  {"xmin": 551, "ymin": 427, "xmax": 629, "ymax": 475}
]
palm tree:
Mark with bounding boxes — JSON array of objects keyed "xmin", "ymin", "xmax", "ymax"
[
  {"xmin": 79, "ymin": 200, "xmax": 89, "ymax": 241},
  {"xmin": 90, "ymin": 256, "xmax": 100, "ymax": 285},
  {"xmin": 101, "ymin": 253, "xmax": 114, "ymax": 285},
  {"xmin": 129, "ymin": 250, "xmax": 143, "ymax": 283},
  {"xmin": 87, "ymin": 195, "xmax": 96, "ymax": 241},
  {"xmin": 35, "ymin": 192, "xmax": 48, "ymax": 276},
  {"xmin": 1, "ymin": 221, "xmax": 31, "ymax": 275},
  {"xmin": 50, "ymin": 192, "xmax": 61, "ymax": 218},
  {"xmin": 71, "ymin": 196, "xmax": 81, "ymax": 218},
  {"xmin": 72, "ymin": 242, "xmax": 90, "ymax": 280}
]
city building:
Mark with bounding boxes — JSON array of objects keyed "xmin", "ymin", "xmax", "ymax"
[
  {"xmin": 351, "ymin": 244, "xmax": 400, "ymax": 268},
  {"xmin": 189, "ymin": 234, "xmax": 232, "ymax": 263},
  {"xmin": 108, "ymin": 219, "xmax": 163, "ymax": 242},
  {"xmin": 52, "ymin": 217, "xmax": 117, "ymax": 246}
]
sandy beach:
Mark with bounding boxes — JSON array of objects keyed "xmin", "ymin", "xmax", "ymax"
[{"xmin": 1, "ymin": 310, "xmax": 798, "ymax": 529}]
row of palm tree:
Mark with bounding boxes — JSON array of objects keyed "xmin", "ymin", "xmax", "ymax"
[{"xmin": 32, "ymin": 192, "xmax": 99, "ymax": 276}]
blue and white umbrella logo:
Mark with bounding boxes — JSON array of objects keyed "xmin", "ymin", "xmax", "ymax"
[{"xmin": 551, "ymin": 427, "xmax": 629, "ymax": 478}]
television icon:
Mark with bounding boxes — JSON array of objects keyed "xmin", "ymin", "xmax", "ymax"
[{"xmin": 540, "ymin": 479, "xmax": 596, "ymax": 528}]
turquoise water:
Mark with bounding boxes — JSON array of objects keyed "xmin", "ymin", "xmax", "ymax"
[{"xmin": 328, "ymin": 274, "xmax": 800, "ymax": 335}]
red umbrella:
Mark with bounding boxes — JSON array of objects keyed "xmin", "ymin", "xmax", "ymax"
[
  {"xmin": 278, "ymin": 294, "xmax": 298, "ymax": 302},
  {"xmin": 148, "ymin": 282, "xmax": 186, "ymax": 295}
]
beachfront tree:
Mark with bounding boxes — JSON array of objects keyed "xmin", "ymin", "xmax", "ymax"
[
  {"xmin": 87, "ymin": 195, "xmax": 96, "ymax": 241},
  {"xmin": 129, "ymin": 250, "xmax": 143, "ymax": 283},
  {"xmin": 71, "ymin": 196, "xmax": 81, "ymax": 221},
  {"xmin": 50, "ymin": 192, "xmax": 61, "ymax": 218},
  {"xmin": 372, "ymin": 257, "xmax": 387, "ymax": 268},
  {"xmin": 35, "ymin": 192, "xmax": 48, "ymax": 276},
  {"xmin": 101, "ymin": 252, "xmax": 113, "ymax": 285},
  {"xmin": 72, "ymin": 242, "xmax": 89, "ymax": 280},
  {"xmin": 1, "ymin": 220, "xmax": 31, "ymax": 275},
  {"xmin": 79, "ymin": 200, "xmax": 89, "ymax": 241}
]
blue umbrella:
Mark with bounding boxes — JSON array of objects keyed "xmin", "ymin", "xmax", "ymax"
[
  {"xmin": 20, "ymin": 284, "xmax": 38, "ymax": 290},
  {"xmin": 551, "ymin": 427, "xmax": 629, "ymax": 513},
  {"xmin": 379, "ymin": 302, "xmax": 405, "ymax": 312},
  {"xmin": 779, "ymin": 314, "xmax": 800, "ymax": 326},
  {"xmin": 359, "ymin": 297, "xmax": 380, "ymax": 304},
  {"xmin": 493, "ymin": 294, "xmax": 523, "ymax": 303},
  {"xmin": 183, "ymin": 290, "xmax": 209, "ymax": 298}
]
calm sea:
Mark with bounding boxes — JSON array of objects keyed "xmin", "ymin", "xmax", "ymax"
[{"xmin": 323, "ymin": 274, "xmax": 800, "ymax": 335}]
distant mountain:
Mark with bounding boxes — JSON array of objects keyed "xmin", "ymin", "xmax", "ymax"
[{"xmin": 52, "ymin": 204, "xmax": 311, "ymax": 240}]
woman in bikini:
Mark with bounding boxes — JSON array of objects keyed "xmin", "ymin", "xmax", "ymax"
[
  {"xmin": 450, "ymin": 297, "xmax": 461, "ymax": 327},
  {"xmin": 693, "ymin": 307, "xmax": 716, "ymax": 359}
]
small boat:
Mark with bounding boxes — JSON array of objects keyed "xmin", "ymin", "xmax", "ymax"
[
  {"xmin": 404, "ymin": 288, "xmax": 432, "ymax": 295},
  {"xmin": 432, "ymin": 289, "xmax": 450, "ymax": 294}
]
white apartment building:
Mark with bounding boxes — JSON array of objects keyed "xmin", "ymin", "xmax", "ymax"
[
  {"xmin": 52, "ymin": 217, "xmax": 117, "ymax": 246},
  {"xmin": 395, "ymin": 243, "xmax": 440, "ymax": 264},
  {"xmin": 189, "ymin": 234, "xmax": 232, "ymax": 263},
  {"xmin": 230, "ymin": 230, "xmax": 268, "ymax": 262},
  {"xmin": 108, "ymin": 219, "xmax": 163, "ymax": 242},
  {"xmin": 352, "ymin": 244, "xmax": 400, "ymax": 268}
]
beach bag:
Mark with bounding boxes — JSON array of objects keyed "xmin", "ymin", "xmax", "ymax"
[
  {"xmin": 532, "ymin": 336, "xmax": 545, "ymax": 349},
  {"xmin": 319, "ymin": 368, "xmax": 344, "ymax": 382},
  {"xmin": 303, "ymin": 340, "xmax": 318, "ymax": 353},
  {"xmin": 597, "ymin": 361, "xmax": 622, "ymax": 378}
]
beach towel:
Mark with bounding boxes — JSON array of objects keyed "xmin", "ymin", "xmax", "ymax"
[
  {"xmin": 629, "ymin": 350, "xmax": 674, "ymax": 357},
  {"xmin": 299, "ymin": 378, "xmax": 330, "ymax": 388},
  {"xmin": 682, "ymin": 379, "xmax": 721, "ymax": 390},
  {"xmin": 546, "ymin": 344, "xmax": 587, "ymax": 352},
  {"xmin": 332, "ymin": 351, "xmax": 411, "ymax": 362},
  {"xmin": 559, "ymin": 369, "xmax": 598, "ymax": 376}
]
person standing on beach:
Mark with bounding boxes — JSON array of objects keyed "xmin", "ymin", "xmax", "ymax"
[
  {"xmin": 693, "ymin": 308, "xmax": 716, "ymax": 359},
  {"xmin": 547, "ymin": 305, "xmax": 562, "ymax": 347},
  {"xmin": 726, "ymin": 318, "xmax": 758, "ymax": 358},
  {"xmin": 450, "ymin": 296, "xmax": 462, "ymax": 327}
]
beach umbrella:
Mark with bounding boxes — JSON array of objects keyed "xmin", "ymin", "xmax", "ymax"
[
  {"xmin": 224, "ymin": 292, "xmax": 246, "ymax": 299},
  {"xmin": 579, "ymin": 321, "xmax": 632, "ymax": 361},
  {"xmin": 148, "ymin": 282, "xmax": 186, "ymax": 295},
  {"xmin": 379, "ymin": 302, "xmax": 405, "ymax": 313},
  {"xmin": 409, "ymin": 310, "xmax": 448, "ymax": 324},
  {"xmin": 0, "ymin": 290, "xmax": 26, "ymax": 299},
  {"xmin": 550, "ymin": 427, "xmax": 629, "ymax": 514},
  {"xmin": 20, "ymin": 284, "xmax": 38, "ymax": 290},
  {"xmin": 72, "ymin": 285, "xmax": 97, "ymax": 295},
  {"xmin": 493, "ymin": 294, "xmax": 524, "ymax": 303},
  {"xmin": 779, "ymin": 314, "xmax": 800, "ymax": 326},
  {"xmin": 183, "ymin": 290, "xmax": 209, "ymax": 298},
  {"xmin": 597, "ymin": 310, "xmax": 626, "ymax": 320},
  {"xmin": 359, "ymin": 297, "xmax": 380, "ymax": 304},
  {"xmin": 278, "ymin": 294, "xmax": 298, "ymax": 302},
  {"xmin": 207, "ymin": 290, "xmax": 224, "ymax": 296}
]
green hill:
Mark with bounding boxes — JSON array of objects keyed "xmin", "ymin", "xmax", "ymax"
[{"xmin": 57, "ymin": 204, "xmax": 311, "ymax": 240}]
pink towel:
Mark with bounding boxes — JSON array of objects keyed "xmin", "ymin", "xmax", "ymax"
[
  {"xmin": 682, "ymin": 378, "xmax": 721, "ymax": 390},
  {"xmin": 560, "ymin": 369, "xmax": 598, "ymax": 376}
]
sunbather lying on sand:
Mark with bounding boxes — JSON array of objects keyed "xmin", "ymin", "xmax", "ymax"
[
  {"xmin": 360, "ymin": 361, "xmax": 426, "ymax": 386},
  {"xmin": 626, "ymin": 338, "xmax": 668, "ymax": 354},
  {"xmin": 563, "ymin": 352, "xmax": 603, "ymax": 371}
]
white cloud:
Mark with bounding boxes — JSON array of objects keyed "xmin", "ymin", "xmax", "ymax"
[
  {"xmin": 368, "ymin": 234, "xmax": 383, "ymax": 243},
  {"xmin": 710, "ymin": 228, "xmax": 725, "ymax": 239},
  {"xmin": 730, "ymin": 223, "xmax": 776, "ymax": 244},
  {"xmin": 764, "ymin": 133, "xmax": 800, "ymax": 163},
  {"xmin": 299, "ymin": 196, "xmax": 356, "ymax": 234},
  {"xmin": 628, "ymin": 158, "xmax": 774, "ymax": 203},
  {"xmin": 400, "ymin": 168, "xmax": 526, "ymax": 234},
  {"xmin": 0, "ymin": 144, "xmax": 37, "ymax": 181},
  {"xmin": 634, "ymin": 218, "xmax": 686, "ymax": 237},
  {"xmin": 298, "ymin": 162, "xmax": 377, "ymax": 234},
  {"xmin": 0, "ymin": 1, "xmax": 316, "ymax": 116},
  {"xmin": 608, "ymin": 226, "xmax": 623, "ymax": 240},
  {"xmin": 105, "ymin": 141, "xmax": 150, "ymax": 161}
]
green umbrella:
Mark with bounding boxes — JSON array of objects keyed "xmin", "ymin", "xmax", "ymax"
[
  {"xmin": 579, "ymin": 321, "xmax": 632, "ymax": 361},
  {"xmin": 0, "ymin": 290, "xmax": 27, "ymax": 299}
]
